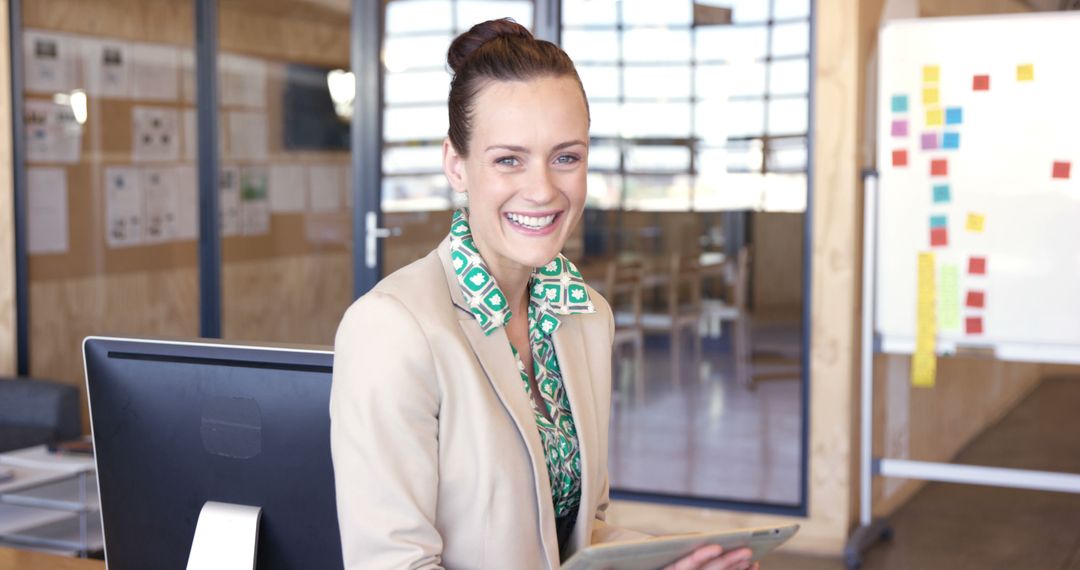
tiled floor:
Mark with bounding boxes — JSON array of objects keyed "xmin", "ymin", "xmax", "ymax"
[
  {"xmin": 767, "ymin": 376, "xmax": 1080, "ymax": 569},
  {"xmin": 608, "ymin": 320, "xmax": 804, "ymax": 505}
]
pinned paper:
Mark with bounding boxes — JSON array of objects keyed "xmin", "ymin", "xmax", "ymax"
[
  {"xmin": 27, "ymin": 167, "xmax": 69, "ymax": 254},
  {"xmin": 132, "ymin": 106, "xmax": 180, "ymax": 162},
  {"xmin": 945, "ymin": 107, "xmax": 963, "ymax": 125},
  {"xmin": 131, "ymin": 43, "xmax": 180, "ymax": 101},
  {"xmin": 938, "ymin": 264, "xmax": 961, "ymax": 332},
  {"xmin": 930, "ymin": 227, "xmax": 948, "ymax": 247},
  {"xmin": 141, "ymin": 167, "xmax": 178, "ymax": 244},
  {"xmin": 240, "ymin": 166, "xmax": 270, "ymax": 236},
  {"xmin": 930, "ymin": 159, "xmax": 948, "ymax": 177},
  {"xmin": 926, "ymin": 108, "xmax": 944, "ymax": 127},
  {"xmin": 1016, "ymin": 63, "xmax": 1034, "ymax": 82},
  {"xmin": 173, "ymin": 165, "xmax": 198, "ymax": 240},
  {"xmin": 104, "ymin": 166, "xmax": 143, "ymax": 248},
  {"xmin": 891, "ymin": 119, "xmax": 908, "ymax": 137},
  {"xmin": 24, "ymin": 99, "xmax": 82, "ymax": 164},
  {"xmin": 1052, "ymin": 161, "xmax": 1071, "ymax": 180},
  {"xmin": 942, "ymin": 132, "xmax": 960, "ymax": 150},
  {"xmin": 891, "ymin": 95, "xmax": 908, "ymax": 113},
  {"xmin": 966, "ymin": 316, "xmax": 984, "ymax": 335},
  {"xmin": 268, "ymin": 164, "xmax": 307, "ymax": 213},
  {"xmin": 921, "ymin": 133, "xmax": 938, "ymax": 150},
  {"xmin": 923, "ymin": 65, "xmax": 940, "ymax": 83},
  {"xmin": 922, "ymin": 87, "xmax": 939, "ymax": 105},
  {"xmin": 220, "ymin": 166, "xmax": 241, "ymax": 236},
  {"xmin": 930, "ymin": 214, "xmax": 947, "ymax": 228},
  {"xmin": 932, "ymin": 184, "xmax": 951, "ymax": 204},
  {"xmin": 23, "ymin": 31, "xmax": 76, "ymax": 94},
  {"xmin": 972, "ymin": 74, "xmax": 990, "ymax": 91},
  {"xmin": 966, "ymin": 213, "xmax": 985, "ymax": 233},
  {"xmin": 912, "ymin": 252, "xmax": 937, "ymax": 388},
  {"xmin": 892, "ymin": 149, "xmax": 908, "ymax": 167},
  {"xmin": 226, "ymin": 111, "xmax": 269, "ymax": 161},
  {"xmin": 966, "ymin": 290, "xmax": 985, "ymax": 309},
  {"xmin": 968, "ymin": 256, "xmax": 987, "ymax": 275},
  {"xmin": 82, "ymin": 39, "xmax": 130, "ymax": 98}
]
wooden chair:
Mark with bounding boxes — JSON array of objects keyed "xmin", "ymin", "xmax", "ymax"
[
  {"xmin": 640, "ymin": 253, "xmax": 703, "ymax": 387},
  {"xmin": 605, "ymin": 259, "xmax": 646, "ymax": 406},
  {"xmin": 700, "ymin": 246, "xmax": 752, "ymax": 388}
]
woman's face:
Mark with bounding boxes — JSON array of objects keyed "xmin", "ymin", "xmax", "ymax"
[{"xmin": 443, "ymin": 75, "xmax": 589, "ymax": 276}]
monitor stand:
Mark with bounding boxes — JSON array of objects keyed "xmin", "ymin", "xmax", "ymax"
[{"xmin": 186, "ymin": 501, "xmax": 262, "ymax": 570}]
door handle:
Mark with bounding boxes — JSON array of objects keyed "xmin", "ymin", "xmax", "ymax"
[{"xmin": 365, "ymin": 211, "xmax": 401, "ymax": 269}]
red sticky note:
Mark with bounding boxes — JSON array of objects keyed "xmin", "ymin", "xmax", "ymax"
[
  {"xmin": 1052, "ymin": 161, "xmax": 1071, "ymax": 180},
  {"xmin": 973, "ymin": 74, "xmax": 990, "ymax": 91},
  {"xmin": 930, "ymin": 227, "xmax": 948, "ymax": 247},
  {"xmin": 968, "ymin": 256, "xmax": 987, "ymax": 275},
  {"xmin": 893, "ymin": 149, "xmax": 908, "ymax": 167},
  {"xmin": 966, "ymin": 316, "xmax": 984, "ymax": 335},
  {"xmin": 966, "ymin": 290, "xmax": 985, "ymax": 308},
  {"xmin": 930, "ymin": 159, "xmax": 948, "ymax": 176}
]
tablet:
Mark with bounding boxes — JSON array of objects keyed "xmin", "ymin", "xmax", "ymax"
[{"xmin": 561, "ymin": 523, "xmax": 799, "ymax": 570}]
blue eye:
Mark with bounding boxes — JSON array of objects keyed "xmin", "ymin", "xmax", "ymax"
[
  {"xmin": 496, "ymin": 156, "xmax": 519, "ymax": 166},
  {"xmin": 555, "ymin": 154, "xmax": 580, "ymax": 165}
]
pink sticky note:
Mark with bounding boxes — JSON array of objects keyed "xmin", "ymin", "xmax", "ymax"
[{"xmin": 892, "ymin": 120, "xmax": 908, "ymax": 137}]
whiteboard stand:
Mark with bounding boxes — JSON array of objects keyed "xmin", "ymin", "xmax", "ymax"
[
  {"xmin": 847, "ymin": 171, "xmax": 1080, "ymax": 570},
  {"xmin": 843, "ymin": 172, "xmax": 892, "ymax": 570}
]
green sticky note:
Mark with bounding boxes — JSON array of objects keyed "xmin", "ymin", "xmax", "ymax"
[{"xmin": 938, "ymin": 263, "xmax": 961, "ymax": 332}]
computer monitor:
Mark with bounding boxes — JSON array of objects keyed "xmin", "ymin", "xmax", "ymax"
[{"xmin": 83, "ymin": 336, "xmax": 343, "ymax": 569}]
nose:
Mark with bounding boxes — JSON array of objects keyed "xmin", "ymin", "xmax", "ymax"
[{"xmin": 520, "ymin": 163, "xmax": 559, "ymax": 205}]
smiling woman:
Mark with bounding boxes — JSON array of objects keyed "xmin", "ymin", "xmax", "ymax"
[{"xmin": 329, "ymin": 18, "xmax": 757, "ymax": 570}]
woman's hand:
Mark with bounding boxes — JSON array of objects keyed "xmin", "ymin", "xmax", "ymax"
[{"xmin": 662, "ymin": 545, "xmax": 759, "ymax": 570}]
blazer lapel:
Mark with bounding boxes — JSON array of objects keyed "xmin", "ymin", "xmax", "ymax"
[
  {"xmin": 440, "ymin": 239, "xmax": 561, "ymax": 568},
  {"xmin": 551, "ymin": 316, "xmax": 600, "ymax": 551}
]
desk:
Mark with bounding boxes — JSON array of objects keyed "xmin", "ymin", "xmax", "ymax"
[{"xmin": 0, "ymin": 546, "xmax": 103, "ymax": 569}]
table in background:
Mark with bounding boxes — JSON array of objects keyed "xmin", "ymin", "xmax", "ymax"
[
  {"xmin": 0, "ymin": 545, "xmax": 103, "ymax": 569},
  {"xmin": 0, "ymin": 445, "xmax": 102, "ymax": 557}
]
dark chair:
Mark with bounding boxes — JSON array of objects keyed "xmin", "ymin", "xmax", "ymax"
[{"xmin": 0, "ymin": 378, "xmax": 82, "ymax": 453}]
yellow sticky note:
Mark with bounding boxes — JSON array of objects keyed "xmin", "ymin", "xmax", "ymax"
[
  {"xmin": 966, "ymin": 213, "xmax": 985, "ymax": 233},
  {"xmin": 926, "ymin": 108, "xmax": 944, "ymax": 127},
  {"xmin": 922, "ymin": 87, "xmax": 939, "ymax": 105},
  {"xmin": 923, "ymin": 65, "xmax": 940, "ymax": 83},
  {"xmin": 1017, "ymin": 63, "xmax": 1034, "ymax": 82},
  {"xmin": 913, "ymin": 252, "xmax": 937, "ymax": 388}
]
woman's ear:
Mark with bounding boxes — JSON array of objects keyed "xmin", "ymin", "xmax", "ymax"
[{"xmin": 443, "ymin": 138, "xmax": 468, "ymax": 195}]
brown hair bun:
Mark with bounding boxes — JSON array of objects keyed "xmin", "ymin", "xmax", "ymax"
[{"xmin": 445, "ymin": 18, "xmax": 587, "ymax": 155}]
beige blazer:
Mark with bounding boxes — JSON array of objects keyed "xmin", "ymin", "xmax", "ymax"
[{"xmin": 330, "ymin": 236, "xmax": 644, "ymax": 569}]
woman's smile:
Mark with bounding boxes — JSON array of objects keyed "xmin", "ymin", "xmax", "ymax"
[{"xmin": 504, "ymin": 210, "xmax": 563, "ymax": 236}]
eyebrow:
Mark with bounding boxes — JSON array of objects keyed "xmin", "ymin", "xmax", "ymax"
[{"xmin": 484, "ymin": 140, "xmax": 587, "ymax": 153}]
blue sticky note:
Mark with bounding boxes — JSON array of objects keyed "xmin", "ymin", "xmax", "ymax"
[
  {"xmin": 933, "ymin": 184, "xmax": 951, "ymax": 203},
  {"xmin": 945, "ymin": 107, "xmax": 963, "ymax": 125},
  {"xmin": 891, "ymin": 95, "xmax": 908, "ymax": 113},
  {"xmin": 943, "ymin": 132, "xmax": 960, "ymax": 150},
  {"xmin": 930, "ymin": 214, "xmax": 948, "ymax": 228}
]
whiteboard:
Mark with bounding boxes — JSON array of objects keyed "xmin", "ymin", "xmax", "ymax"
[{"xmin": 875, "ymin": 13, "xmax": 1080, "ymax": 364}]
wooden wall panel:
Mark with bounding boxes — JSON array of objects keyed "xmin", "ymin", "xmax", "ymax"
[
  {"xmin": 0, "ymin": 0, "xmax": 15, "ymax": 377},
  {"xmin": 222, "ymin": 252, "xmax": 352, "ymax": 345},
  {"xmin": 750, "ymin": 212, "xmax": 804, "ymax": 313},
  {"xmin": 29, "ymin": 268, "xmax": 200, "ymax": 431}
]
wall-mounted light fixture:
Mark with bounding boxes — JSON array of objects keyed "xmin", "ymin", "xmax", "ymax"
[{"xmin": 327, "ymin": 69, "xmax": 355, "ymax": 121}]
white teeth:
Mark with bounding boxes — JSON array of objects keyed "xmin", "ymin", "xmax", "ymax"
[{"xmin": 506, "ymin": 213, "xmax": 556, "ymax": 229}]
